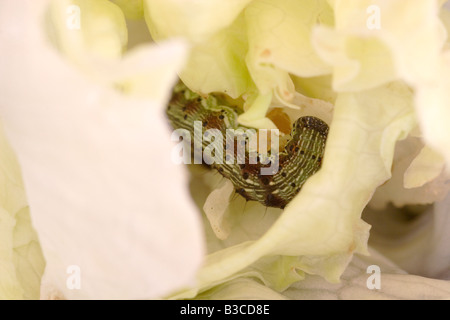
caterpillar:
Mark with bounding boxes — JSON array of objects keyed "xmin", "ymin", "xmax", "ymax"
[{"xmin": 166, "ymin": 82, "xmax": 329, "ymax": 209}]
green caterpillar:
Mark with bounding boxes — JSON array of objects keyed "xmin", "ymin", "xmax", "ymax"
[{"xmin": 166, "ymin": 82, "xmax": 329, "ymax": 209}]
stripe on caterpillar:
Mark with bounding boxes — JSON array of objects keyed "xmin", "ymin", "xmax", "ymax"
[{"xmin": 166, "ymin": 82, "xmax": 329, "ymax": 209}]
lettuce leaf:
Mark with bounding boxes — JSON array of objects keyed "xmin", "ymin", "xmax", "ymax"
[
  {"xmin": 404, "ymin": 145, "xmax": 446, "ymax": 189},
  {"xmin": 370, "ymin": 137, "xmax": 450, "ymax": 209},
  {"xmin": 195, "ymin": 278, "xmax": 290, "ymax": 300},
  {"xmin": 110, "ymin": 0, "xmax": 144, "ymax": 20},
  {"xmin": 143, "ymin": 0, "xmax": 450, "ymax": 300},
  {"xmin": 144, "ymin": 0, "xmax": 253, "ymax": 43},
  {"xmin": 2, "ymin": 0, "xmax": 448, "ymax": 300},
  {"xmin": 168, "ymin": 81, "xmax": 416, "ymax": 299},
  {"xmin": 315, "ymin": 1, "xmax": 450, "ymax": 172},
  {"xmin": 194, "ymin": 248, "xmax": 450, "ymax": 300},
  {"xmin": 286, "ymin": 248, "xmax": 450, "ymax": 300},
  {"xmin": 0, "ymin": 0, "xmax": 204, "ymax": 299},
  {"xmin": 0, "ymin": 123, "xmax": 45, "ymax": 300},
  {"xmin": 48, "ymin": 0, "xmax": 128, "ymax": 62},
  {"xmin": 144, "ymin": 0, "xmax": 334, "ymax": 119},
  {"xmin": 365, "ymin": 191, "xmax": 450, "ymax": 281},
  {"xmin": 245, "ymin": 0, "xmax": 333, "ymax": 96},
  {"xmin": 179, "ymin": 13, "xmax": 253, "ymax": 99}
]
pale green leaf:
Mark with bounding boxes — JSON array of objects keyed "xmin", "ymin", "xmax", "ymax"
[
  {"xmin": 110, "ymin": 0, "xmax": 144, "ymax": 20},
  {"xmin": 0, "ymin": 123, "xmax": 45, "ymax": 300},
  {"xmin": 49, "ymin": 0, "xmax": 128, "ymax": 61},
  {"xmin": 0, "ymin": 0, "xmax": 204, "ymax": 299}
]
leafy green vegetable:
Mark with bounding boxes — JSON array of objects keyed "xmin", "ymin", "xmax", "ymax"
[
  {"xmin": 2, "ymin": 0, "xmax": 450, "ymax": 300},
  {"xmin": 169, "ymin": 81, "xmax": 416, "ymax": 299},
  {"xmin": 49, "ymin": 0, "xmax": 128, "ymax": 62},
  {"xmin": 0, "ymin": 124, "xmax": 45, "ymax": 299},
  {"xmin": 143, "ymin": 0, "xmax": 450, "ymax": 300},
  {"xmin": 1, "ymin": 0, "xmax": 204, "ymax": 299},
  {"xmin": 195, "ymin": 249, "xmax": 450, "ymax": 300},
  {"xmin": 245, "ymin": 0, "xmax": 333, "ymax": 95},
  {"xmin": 110, "ymin": 0, "xmax": 144, "ymax": 20}
]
